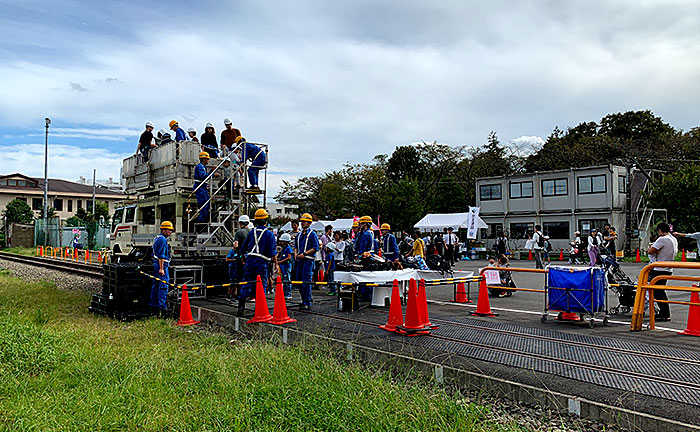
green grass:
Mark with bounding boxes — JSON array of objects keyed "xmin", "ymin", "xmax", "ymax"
[
  {"xmin": 1, "ymin": 246, "xmax": 37, "ymax": 256},
  {"xmin": 0, "ymin": 274, "xmax": 529, "ymax": 432}
]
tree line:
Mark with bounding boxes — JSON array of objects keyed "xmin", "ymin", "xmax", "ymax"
[{"xmin": 275, "ymin": 110, "xmax": 700, "ymax": 233}]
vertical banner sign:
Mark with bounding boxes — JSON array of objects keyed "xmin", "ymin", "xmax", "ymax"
[{"xmin": 467, "ymin": 206, "xmax": 480, "ymax": 239}]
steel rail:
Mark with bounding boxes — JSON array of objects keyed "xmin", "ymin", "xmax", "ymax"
[{"xmin": 0, "ymin": 252, "xmax": 103, "ymax": 279}]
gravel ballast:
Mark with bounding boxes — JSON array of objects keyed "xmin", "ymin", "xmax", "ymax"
[{"xmin": 0, "ymin": 257, "xmax": 101, "ymax": 292}]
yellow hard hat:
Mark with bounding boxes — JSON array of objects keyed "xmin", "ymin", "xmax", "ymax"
[
  {"xmin": 235, "ymin": 135, "xmax": 245, "ymax": 144},
  {"xmin": 160, "ymin": 221, "xmax": 174, "ymax": 230},
  {"xmin": 359, "ymin": 215, "xmax": 372, "ymax": 224},
  {"xmin": 254, "ymin": 208, "xmax": 269, "ymax": 220},
  {"xmin": 381, "ymin": 223, "xmax": 390, "ymax": 230},
  {"xmin": 299, "ymin": 213, "xmax": 313, "ymax": 222},
  {"xmin": 198, "ymin": 151, "xmax": 210, "ymax": 159},
  {"xmin": 352, "ymin": 221, "xmax": 359, "ymax": 228},
  {"xmin": 169, "ymin": 120, "xmax": 178, "ymax": 128}
]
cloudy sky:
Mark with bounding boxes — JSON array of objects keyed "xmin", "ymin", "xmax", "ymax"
[{"xmin": 1, "ymin": 0, "xmax": 699, "ymax": 199}]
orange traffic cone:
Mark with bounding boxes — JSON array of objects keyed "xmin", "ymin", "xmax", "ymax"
[
  {"xmin": 559, "ymin": 249, "xmax": 564, "ymax": 261},
  {"xmin": 270, "ymin": 276, "xmax": 296, "ymax": 325},
  {"xmin": 247, "ymin": 276, "xmax": 273, "ymax": 323},
  {"xmin": 418, "ymin": 279, "xmax": 437, "ymax": 329},
  {"xmin": 682, "ymin": 249, "xmax": 687, "ymax": 262},
  {"xmin": 176, "ymin": 284, "xmax": 200, "ymax": 326},
  {"xmin": 470, "ymin": 277, "xmax": 499, "ymax": 317},
  {"xmin": 528, "ymin": 250, "xmax": 533, "ymax": 260},
  {"xmin": 453, "ymin": 282, "xmax": 471, "ymax": 303},
  {"xmin": 397, "ymin": 279, "xmax": 429, "ymax": 335},
  {"xmin": 635, "ymin": 248, "xmax": 641, "ymax": 263},
  {"xmin": 679, "ymin": 287, "xmax": 700, "ymax": 337},
  {"xmin": 379, "ymin": 279, "xmax": 404, "ymax": 332}
]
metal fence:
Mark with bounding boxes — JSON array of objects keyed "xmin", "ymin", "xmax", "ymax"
[{"xmin": 34, "ymin": 218, "xmax": 110, "ymax": 249}]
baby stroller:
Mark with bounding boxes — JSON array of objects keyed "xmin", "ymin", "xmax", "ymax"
[{"xmin": 601, "ymin": 254, "xmax": 636, "ymax": 315}]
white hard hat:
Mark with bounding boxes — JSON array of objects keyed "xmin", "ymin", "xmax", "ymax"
[
  {"xmin": 187, "ymin": 127, "xmax": 197, "ymax": 133},
  {"xmin": 223, "ymin": 118, "xmax": 232, "ymax": 125},
  {"xmin": 145, "ymin": 121, "xmax": 154, "ymax": 128},
  {"xmin": 205, "ymin": 122, "xmax": 214, "ymax": 128},
  {"xmin": 158, "ymin": 128, "xmax": 168, "ymax": 137},
  {"xmin": 326, "ymin": 242, "xmax": 336, "ymax": 251},
  {"xmin": 238, "ymin": 215, "xmax": 250, "ymax": 223},
  {"xmin": 280, "ymin": 233, "xmax": 291, "ymax": 242}
]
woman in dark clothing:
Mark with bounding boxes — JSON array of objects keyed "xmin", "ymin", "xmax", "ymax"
[{"xmin": 200, "ymin": 122, "xmax": 218, "ymax": 158}]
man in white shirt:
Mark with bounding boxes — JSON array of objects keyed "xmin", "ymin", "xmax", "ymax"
[
  {"xmin": 673, "ymin": 231, "xmax": 700, "ymax": 260},
  {"xmin": 532, "ymin": 224, "xmax": 544, "ymax": 269},
  {"xmin": 443, "ymin": 227, "xmax": 458, "ymax": 264},
  {"xmin": 647, "ymin": 222, "xmax": 679, "ymax": 321}
]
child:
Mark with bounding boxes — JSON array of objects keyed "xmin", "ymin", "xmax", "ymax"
[
  {"xmin": 543, "ymin": 235, "xmax": 552, "ymax": 264},
  {"xmin": 219, "ymin": 159, "xmax": 232, "ymax": 199},
  {"xmin": 277, "ymin": 234, "xmax": 293, "ymax": 299},
  {"xmin": 325, "ymin": 242, "xmax": 337, "ymax": 295}
]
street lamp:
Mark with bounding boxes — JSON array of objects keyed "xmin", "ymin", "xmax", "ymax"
[{"xmin": 43, "ymin": 117, "xmax": 50, "ymax": 245}]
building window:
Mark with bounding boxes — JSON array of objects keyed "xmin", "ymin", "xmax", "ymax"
[
  {"xmin": 618, "ymin": 175, "xmax": 626, "ymax": 193},
  {"xmin": 579, "ymin": 219, "xmax": 608, "ymax": 236},
  {"xmin": 479, "ymin": 184, "xmax": 502, "ymax": 200},
  {"xmin": 68, "ymin": 200, "xmax": 73, "ymax": 212},
  {"xmin": 543, "ymin": 222, "xmax": 570, "ymax": 239},
  {"xmin": 77, "ymin": 200, "xmax": 83, "ymax": 210},
  {"xmin": 509, "ymin": 181, "xmax": 533, "ymax": 199},
  {"xmin": 577, "ymin": 175, "xmax": 606, "ymax": 194},
  {"xmin": 7, "ymin": 180, "xmax": 17, "ymax": 186},
  {"xmin": 509, "ymin": 223, "xmax": 534, "ymax": 239},
  {"xmin": 32, "ymin": 198, "xmax": 43, "ymax": 211},
  {"xmin": 480, "ymin": 223, "xmax": 503, "ymax": 239},
  {"xmin": 542, "ymin": 179, "xmax": 568, "ymax": 196},
  {"xmin": 53, "ymin": 198, "xmax": 63, "ymax": 211}
]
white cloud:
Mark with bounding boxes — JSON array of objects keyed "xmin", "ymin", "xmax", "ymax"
[{"xmin": 0, "ymin": 143, "xmax": 129, "ymax": 183}]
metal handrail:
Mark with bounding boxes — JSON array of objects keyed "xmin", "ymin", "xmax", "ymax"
[{"xmin": 630, "ymin": 261, "xmax": 700, "ymax": 331}]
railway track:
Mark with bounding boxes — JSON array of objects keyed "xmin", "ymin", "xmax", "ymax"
[
  {"xmin": 295, "ymin": 307, "xmax": 700, "ymax": 401},
  {"xmin": 0, "ymin": 252, "xmax": 104, "ymax": 279}
]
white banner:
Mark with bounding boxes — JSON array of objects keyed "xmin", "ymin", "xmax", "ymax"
[
  {"xmin": 483, "ymin": 269, "xmax": 500, "ymax": 285},
  {"xmin": 466, "ymin": 206, "xmax": 481, "ymax": 239}
]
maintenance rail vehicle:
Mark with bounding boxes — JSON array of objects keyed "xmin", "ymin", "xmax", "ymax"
[{"xmin": 109, "ymin": 139, "xmax": 269, "ymax": 297}]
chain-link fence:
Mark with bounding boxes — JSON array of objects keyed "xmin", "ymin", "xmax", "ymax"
[{"xmin": 34, "ymin": 218, "xmax": 110, "ymax": 249}]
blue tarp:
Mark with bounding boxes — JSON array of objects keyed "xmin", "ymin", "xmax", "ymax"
[{"xmin": 547, "ymin": 266, "xmax": 606, "ymax": 314}]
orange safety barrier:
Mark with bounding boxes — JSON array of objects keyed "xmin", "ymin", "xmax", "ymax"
[{"xmin": 630, "ymin": 261, "xmax": 700, "ymax": 331}]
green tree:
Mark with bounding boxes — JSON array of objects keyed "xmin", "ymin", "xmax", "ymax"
[
  {"xmin": 648, "ymin": 164, "xmax": 700, "ymax": 234},
  {"xmin": 2, "ymin": 198, "xmax": 34, "ymax": 224},
  {"xmin": 95, "ymin": 202, "xmax": 110, "ymax": 223}
]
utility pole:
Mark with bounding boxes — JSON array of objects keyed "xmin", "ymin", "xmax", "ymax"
[
  {"xmin": 43, "ymin": 117, "xmax": 51, "ymax": 246},
  {"xmin": 92, "ymin": 169, "xmax": 96, "ymax": 216},
  {"xmin": 624, "ymin": 162, "xmax": 633, "ymax": 255}
]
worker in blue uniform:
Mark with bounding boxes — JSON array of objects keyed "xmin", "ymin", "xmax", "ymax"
[
  {"xmin": 234, "ymin": 136, "xmax": 266, "ymax": 193},
  {"xmin": 239, "ymin": 209, "xmax": 278, "ymax": 316},
  {"xmin": 169, "ymin": 120, "xmax": 187, "ymax": 142},
  {"xmin": 355, "ymin": 215, "xmax": 375, "ymax": 258},
  {"xmin": 294, "ymin": 213, "xmax": 319, "ymax": 310},
  {"xmin": 193, "ymin": 151, "xmax": 218, "ymax": 222},
  {"xmin": 381, "ymin": 223, "xmax": 400, "ymax": 265},
  {"xmin": 151, "ymin": 221, "xmax": 174, "ymax": 315}
]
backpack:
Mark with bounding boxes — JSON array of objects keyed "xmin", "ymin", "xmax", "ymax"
[{"xmin": 536, "ymin": 232, "xmax": 545, "ymax": 248}]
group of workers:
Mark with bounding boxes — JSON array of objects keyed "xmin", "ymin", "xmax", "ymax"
[{"xmin": 136, "ymin": 118, "xmax": 268, "ymax": 223}]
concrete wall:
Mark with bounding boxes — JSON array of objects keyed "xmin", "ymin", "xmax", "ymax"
[{"xmin": 7, "ymin": 223, "xmax": 34, "ymax": 248}]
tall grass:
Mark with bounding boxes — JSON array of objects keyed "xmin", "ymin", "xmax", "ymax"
[{"xmin": 0, "ymin": 274, "xmax": 528, "ymax": 432}]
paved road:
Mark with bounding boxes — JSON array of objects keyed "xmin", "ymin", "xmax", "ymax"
[{"xmin": 448, "ymin": 258, "xmax": 698, "ymax": 333}]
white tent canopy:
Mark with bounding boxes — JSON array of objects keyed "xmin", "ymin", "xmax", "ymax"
[
  {"xmin": 413, "ymin": 212, "xmax": 487, "ymax": 231},
  {"xmin": 279, "ymin": 220, "xmax": 330, "ymax": 232}
]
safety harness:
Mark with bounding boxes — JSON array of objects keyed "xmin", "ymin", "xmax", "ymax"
[
  {"xmin": 246, "ymin": 227, "xmax": 272, "ymax": 261},
  {"xmin": 297, "ymin": 229, "xmax": 316, "ymax": 259},
  {"xmin": 152, "ymin": 235, "xmax": 171, "ymax": 263}
]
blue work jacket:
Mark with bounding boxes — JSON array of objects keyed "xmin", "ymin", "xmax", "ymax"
[
  {"xmin": 174, "ymin": 127, "xmax": 187, "ymax": 142},
  {"xmin": 152, "ymin": 234, "xmax": 170, "ymax": 264},
  {"xmin": 295, "ymin": 228, "xmax": 319, "ymax": 259},
  {"xmin": 194, "ymin": 163, "xmax": 208, "ymax": 187},
  {"xmin": 241, "ymin": 226, "xmax": 277, "ymax": 262},
  {"xmin": 383, "ymin": 233, "xmax": 399, "ymax": 259},
  {"xmin": 355, "ymin": 229, "xmax": 374, "ymax": 255}
]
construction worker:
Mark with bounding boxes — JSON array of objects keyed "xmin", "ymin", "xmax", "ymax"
[
  {"xmin": 193, "ymin": 151, "xmax": 218, "ymax": 222},
  {"xmin": 294, "ymin": 213, "xmax": 319, "ymax": 310},
  {"xmin": 136, "ymin": 121, "xmax": 156, "ymax": 162},
  {"xmin": 381, "ymin": 223, "xmax": 400, "ymax": 264},
  {"xmin": 235, "ymin": 136, "xmax": 266, "ymax": 193},
  {"xmin": 187, "ymin": 127, "xmax": 199, "ymax": 142},
  {"xmin": 239, "ymin": 209, "xmax": 278, "ymax": 316},
  {"xmin": 150, "ymin": 221, "xmax": 174, "ymax": 314},
  {"xmin": 220, "ymin": 118, "xmax": 241, "ymax": 154},
  {"xmin": 169, "ymin": 120, "xmax": 187, "ymax": 142},
  {"xmin": 355, "ymin": 216, "xmax": 375, "ymax": 258},
  {"xmin": 157, "ymin": 129, "xmax": 173, "ymax": 146}
]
